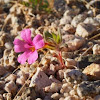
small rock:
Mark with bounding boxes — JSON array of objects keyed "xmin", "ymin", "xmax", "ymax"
[
  {"xmin": 65, "ymin": 58, "xmax": 77, "ymax": 68},
  {"xmin": 59, "ymin": 97, "xmax": 65, "ymax": 100},
  {"xmin": 96, "ymin": 14, "xmax": 100, "ymax": 23},
  {"xmin": 77, "ymin": 54, "xmax": 100, "ymax": 69},
  {"xmin": 4, "ymin": 81, "xmax": 17, "ymax": 95},
  {"xmin": 64, "ymin": 9, "xmax": 80, "ymax": 17},
  {"xmin": 71, "ymin": 14, "xmax": 87, "ymax": 27},
  {"xmin": 0, "ymin": 94, "xmax": 3, "ymax": 100},
  {"xmin": 49, "ymin": 75, "xmax": 61, "ymax": 84},
  {"xmin": 94, "ymin": 95, "xmax": 100, "ymax": 100},
  {"xmin": 84, "ymin": 17, "xmax": 100, "ymax": 27},
  {"xmin": 5, "ymin": 42, "xmax": 13, "ymax": 49},
  {"xmin": 5, "ymin": 74, "xmax": 17, "ymax": 82},
  {"xmin": 64, "ymin": 96, "xmax": 75, "ymax": 100},
  {"xmin": 44, "ymin": 82, "xmax": 62, "ymax": 93},
  {"xmin": 30, "ymin": 68, "xmax": 52, "ymax": 90},
  {"xmin": 87, "ymin": 10, "xmax": 94, "ymax": 17},
  {"xmin": 35, "ymin": 98, "xmax": 42, "ymax": 100},
  {"xmin": 66, "ymin": 36, "xmax": 85, "ymax": 51},
  {"xmin": 60, "ymin": 83, "xmax": 73, "ymax": 94},
  {"xmin": 16, "ymin": 71, "xmax": 28, "ymax": 85},
  {"xmin": 3, "ymin": 93, "xmax": 12, "ymax": 100},
  {"xmin": 54, "ymin": 0, "xmax": 67, "ymax": 15},
  {"xmin": 75, "ymin": 23, "xmax": 96, "ymax": 38},
  {"xmin": 16, "ymin": 87, "xmax": 36, "ymax": 100},
  {"xmin": 63, "ymin": 24, "xmax": 75, "ymax": 34},
  {"xmin": 60, "ymin": 16, "xmax": 72, "ymax": 25},
  {"xmin": 0, "ymin": 65, "xmax": 7, "ymax": 76},
  {"xmin": 47, "ymin": 64, "xmax": 56, "ymax": 75},
  {"xmin": 0, "ymin": 81, "xmax": 5, "ymax": 89},
  {"xmin": 43, "ymin": 93, "xmax": 52, "ymax": 100},
  {"xmin": 77, "ymin": 80, "xmax": 100, "ymax": 97},
  {"xmin": 83, "ymin": 63, "xmax": 100, "ymax": 80},
  {"xmin": 93, "ymin": 44, "xmax": 100, "ymax": 54},
  {"xmin": 57, "ymin": 69, "xmax": 64, "ymax": 80},
  {"xmin": 51, "ymin": 93, "xmax": 61, "ymax": 100},
  {"xmin": 64, "ymin": 69, "xmax": 87, "ymax": 83}
]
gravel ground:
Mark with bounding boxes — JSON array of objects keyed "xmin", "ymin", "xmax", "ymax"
[{"xmin": 0, "ymin": 0, "xmax": 100, "ymax": 100}]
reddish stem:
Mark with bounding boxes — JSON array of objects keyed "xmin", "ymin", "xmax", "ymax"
[{"xmin": 58, "ymin": 51, "xmax": 65, "ymax": 68}]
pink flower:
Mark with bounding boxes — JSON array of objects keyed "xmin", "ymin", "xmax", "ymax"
[{"xmin": 13, "ymin": 29, "xmax": 44, "ymax": 64}]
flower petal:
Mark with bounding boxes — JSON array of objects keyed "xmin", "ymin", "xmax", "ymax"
[
  {"xmin": 28, "ymin": 50, "xmax": 38, "ymax": 64},
  {"xmin": 21, "ymin": 29, "xmax": 32, "ymax": 44},
  {"xmin": 13, "ymin": 39, "xmax": 27, "ymax": 52},
  {"xmin": 33, "ymin": 34, "xmax": 44, "ymax": 49},
  {"xmin": 17, "ymin": 50, "xmax": 31, "ymax": 64}
]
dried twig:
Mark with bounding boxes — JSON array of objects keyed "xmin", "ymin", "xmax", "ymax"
[{"xmin": 89, "ymin": 33, "xmax": 100, "ymax": 41}]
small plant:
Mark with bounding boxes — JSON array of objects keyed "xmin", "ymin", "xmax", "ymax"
[
  {"xmin": 43, "ymin": 30, "xmax": 66, "ymax": 68},
  {"xmin": 14, "ymin": 28, "xmax": 66, "ymax": 68},
  {"xmin": 21, "ymin": 0, "xmax": 53, "ymax": 13}
]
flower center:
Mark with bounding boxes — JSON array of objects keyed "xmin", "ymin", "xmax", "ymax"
[{"xmin": 29, "ymin": 46, "xmax": 35, "ymax": 52}]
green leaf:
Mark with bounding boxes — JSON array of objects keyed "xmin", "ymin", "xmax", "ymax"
[
  {"xmin": 57, "ymin": 28, "xmax": 62, "ymax": 44},
  {"xmin": 44, "ymin": 31, "xmax": 53, "ymax": 40},
  {"xmin": 52, "ymin": 33, "xmax": 57, "ymax": 42}
]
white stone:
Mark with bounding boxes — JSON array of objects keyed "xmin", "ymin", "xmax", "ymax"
[
  {"xmin": 30, "ymin": 68, "xmax": 52, "ymax": 89},
  {"xmin": 93, "ymin": 44, "xmax": 100, "ymax": 54},
  {"xmin": 60, "ymin": 16, "xmax": 72, "ymax": 25},
  {"xmin": 16, "ymin": 71, "xmax": 27, "ymax": 85},
  {"xmin": 71, "ymin": 14, "xmax": 87, "ymax": 27},
  {"xmin": 84, "ymin": 17, "xmax": 100, "ymax": 27},
  {"xmin": 76, "ymin": 23, "xmax": 96, "ymax": 38}
]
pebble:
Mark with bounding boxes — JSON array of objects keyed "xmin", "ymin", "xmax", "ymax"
[
  {"xmin": 0, "ymin": 94, "xmax": 3, "ymax": 100},
  {"xmin": 64, "ymin": 69, "xmax": 87, "ymax": 83},
  {"xmin": 54, "ymin": 0, "xmax": 66, "ymax": 15},
  {"xmin": 44, "ymin": 82, "xmax": 62, "ymax": 93},
  {"xmin": 16, "ymin": 87, "xmax": 36, "ymax": 100},
  {"xmin": 57, "ymin": 69, "xmax": 64, "ymax": 80},
  {"xmin": 36, "ymin": 98, "xmax": 42, "ymax": 100},
  {"xmin": 93, "ymin": 44, "xmax": 100, "ymax": 54},
  {"xmin": 66, "ymin": 36, "xmax": 85, "ymax": 51},
  {"xmin": 77, "ymin": 80, "xmax": 100, "ymax": 97},
  {"xmin": 47, "ymin": 64, "xmax": 56, "ymax": 75},
  {"xmin": 84, "ymin": 17, "xmax": 100, "ymax": 27},
  {"xmin": 64, "ymin": 9, "xmax": 80, "ymax": 17},
  {"xmin": 94, "ymin": 95, "xmax": 100, "ymax": 100},
  {"xmin": 5, "ymin": 74, "xmax": 17, "ymax": 82},
  {"xmin": 65, "ymin": 58, "xmax": 77, "ymax": 68},
  {"xmin": 35, "ymin": 98, "xmax": 42, "ymax": 100},
  {"xmin": 16, "ymin": 71, "xmax": 28, "ymax": 85},
  {"xmin": 0, "ymin": 81, "xmax": 5, "ymax": 89},
  {"xmin": 76, "ymin": 23, "xmax": 96, "ymax": 38},
  {"xmin": 30, "ymin": 68, "xmax": 52, "ymax": 89},
  {"xmin": 60, "ymin": 16, "xmax": 72, "ymax": 25},
  {"xmin": 4, "ymin": 42, "xmax": 13, "ymax": 49},
  {"xmin": 0, "ymin": 65, "xmax": 7, "ymax": 76},
  {"xmin": 4, "ymin": 81, "xmax": 17, "ymax": 95},
  {"xmin": 83, "ymin": 63, "xmax": 100, "ymax": 80},
  {"xmin": 64, "ymin": 96, "xmax": 75, "ymax": 100},
  {"xmin": 71, "ymin": 14, "xmax": 87, "ymax": 27},
  {"xmin": 49, "ymin": 75, "xmax": 61, "ymax": 84},
  {"xmin": 63, "ymin": 24, "xmax": 75, "ymax": 34},
  {"xmin": 3, "ymin": 93, "xmax": 12, "ymax": 100},
  {"xmin": 59, "ymin": 97, "xmax": 65, "ymax": 100},
  {"xmin": 96, "ymin": 14, "xmax": 100, "ymax": 23},
  {"xmin": 60, "ymin": 83, "xmax": 73, "ymax": 94},
  {"xmin": 51, "ymin": 93, "xmax": 61, "ymax": 100}
]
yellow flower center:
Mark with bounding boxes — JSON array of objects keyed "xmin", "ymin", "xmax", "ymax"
[{"xmin": 29, "ymin": 46, "xmax": 35, "ymax": 52}]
